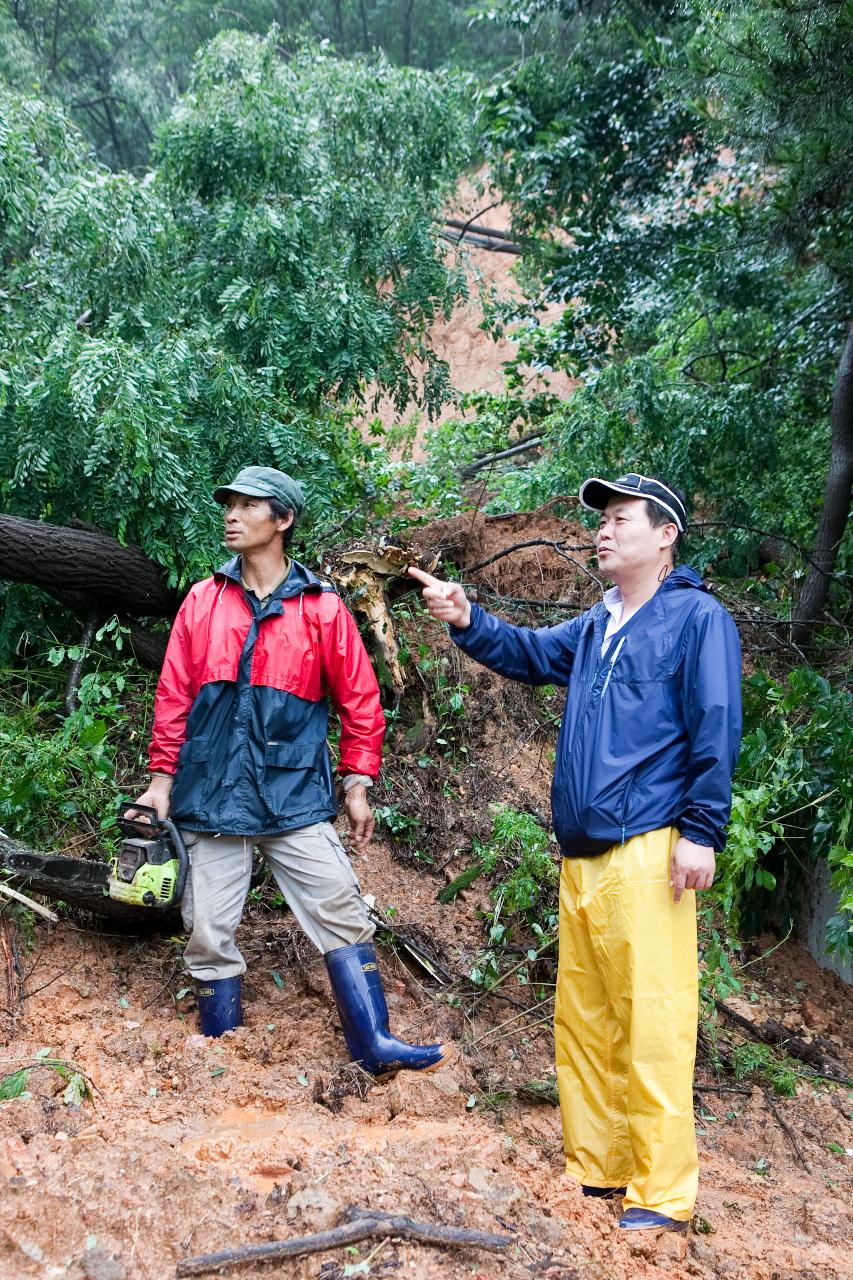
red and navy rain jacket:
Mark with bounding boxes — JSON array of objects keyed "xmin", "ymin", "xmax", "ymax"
[{"xmin": 149, "ymin": 556, "xmax": 384, "ymax": 835}]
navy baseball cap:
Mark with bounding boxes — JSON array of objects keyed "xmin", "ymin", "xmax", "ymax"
[{"xmin": 579, "ymin": 473, "xmax": 687, "ymax": 532}]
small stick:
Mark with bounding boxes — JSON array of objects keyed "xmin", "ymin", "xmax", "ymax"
[
  {"xmin": 763, "ymin": 1089, "xmax": 812, "ymax": 1174},
  {"xmin": 693, "ymin": 1083, "xmax": 753, "ymax": 1096},
  {"xmin": 470, "ymin": 997, "xmax": 554, "ymax": 1045},
  {"xmin": 0, "ymin": 882, "xmax": 59, "ymax": 923},
  {"xmin": 176, "ymin": 1212, "xmax": 513, "ymax": 1276},
  {"xmin": 488, "ymin": 1009, "xmax": 554, "ymax": 1044}
]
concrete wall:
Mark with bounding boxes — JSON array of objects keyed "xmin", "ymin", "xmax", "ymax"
[{"xmin": 800, "ymin": 858, "xmax": 853, "ymax": 985}]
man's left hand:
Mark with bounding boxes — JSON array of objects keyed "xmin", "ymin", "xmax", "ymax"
[
  {"xmin": 344, "ymin": 784, "xmax": 375, "ymax": 847},
  {"xmin": 669, "ymin": 837, "xmax": 715, "ymax": 903}
]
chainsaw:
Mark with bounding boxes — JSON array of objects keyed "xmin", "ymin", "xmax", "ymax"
[{"xmin": 106, "ymin": 804, "xmax": 189, "ymax": 910}]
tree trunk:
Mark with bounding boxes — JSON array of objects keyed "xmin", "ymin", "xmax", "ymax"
[
  {"xmin": 0, "ymin": 515, "xmax": 181, "ymax": 616},
  {"xmin": 358, "ymin": 0, "xmax": 370, "ymax": 50},
  {"xmin": 402, "ymin": 0, "xmax": 415, "ymax": 65},
  {"xmin": 793, "ymin": 320, "xmax": 853, "ymax": 642},
  {"xmin": 331, "ymin": 0, "xmax": 344, "ymax": 48}
]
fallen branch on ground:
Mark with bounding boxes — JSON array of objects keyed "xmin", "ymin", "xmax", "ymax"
[
  {"xmin": 692, "ymin": 1083, "xmax": 753, "ymax": 1096},
  {"xmin": 0, "ymin": 882, "xmax": 59, "ymax": 923},
  {"xmin": 445, "ymin": 217, "xmax": 518, "ymax": 242},
  {"xmin": 441, "ymin": 230, "xmax": 523, "ymax": 255},
  {"xmin": 460, "ymin": 437, "xmax": 544, "ymax": 478},
  {"xmin": 175, "ymin": 1209, "xmax": 514, "ymax": 1276},
  {"xmin": 763, "ymin": 1089, "xmax": 812, "ymax": 1174},
  {"xmin": 714, "ymin": 1000, "xmax": 833, "ymax": 1073}
]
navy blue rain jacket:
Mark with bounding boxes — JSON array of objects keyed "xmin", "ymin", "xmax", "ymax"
[{"xmin": 450, "ymin": 566, "xmax": 742, "ymax": 856}]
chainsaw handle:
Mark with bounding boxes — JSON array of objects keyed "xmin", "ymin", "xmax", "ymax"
[
  {"xmin": 118, "ymin": 801, "xmax": 161, "ymax": 835},
  {"xmin": 161, "ymin": 819, "xmax": 190, "ymax": 904}
]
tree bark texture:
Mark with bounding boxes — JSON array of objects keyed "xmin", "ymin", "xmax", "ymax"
[
  {"xmin": 794, "ymin": 320, "xmax": 853, "ymax": 641},
  {"xmin": 0, "ymin": 514, "xmax": 181, "ymax": 616}
]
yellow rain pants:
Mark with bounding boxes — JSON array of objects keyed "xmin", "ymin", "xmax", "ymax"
[{"xmin": 554, "ymin": 827, "xmax": 698, "ymax": 1221}]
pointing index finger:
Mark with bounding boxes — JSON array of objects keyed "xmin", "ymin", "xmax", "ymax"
[{"xmin": 407, "ymin": 565, "xmax": 446, "ymax": 589}]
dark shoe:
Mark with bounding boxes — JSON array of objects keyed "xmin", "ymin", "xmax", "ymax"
[
  {"xmin": 582, "ymin": 1185, "xmax": 627, "ymax": 1199},
  {"xmin": 195, "ymin": 976, "xmax": 242, "ymax": 1037},
  {"xmin": 619, "ymin": 1208, "xmax": 688, "ymax": 1232},
  {"xmin": 324, "ymin": 942, "xmax": 451, "ymax": 1081}
]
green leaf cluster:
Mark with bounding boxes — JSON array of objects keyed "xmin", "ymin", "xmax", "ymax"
[
  {"xmin": 0, "ymin": 32, "xmax": 473, "ymax": 587},
  {"xmin": 719, "ymin": 668, "xmax": 853, "ymax": 955}
]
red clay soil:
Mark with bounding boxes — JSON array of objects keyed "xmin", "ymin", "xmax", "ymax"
[
  {"xmin": 1, "ymin": 826, "xmax": 851, "ymax": 1280},
  {"xmin": 355, "ymin": 171, "xmax": 577, "ymax": 458}
]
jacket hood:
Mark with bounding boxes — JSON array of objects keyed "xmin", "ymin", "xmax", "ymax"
[
  {"xmin": 658, "ymin": 564, "xmax": 709, "ymax": 594},
  {"xmin": 214, "ymin": 555, "xmax": 331, "ymax": 598}
]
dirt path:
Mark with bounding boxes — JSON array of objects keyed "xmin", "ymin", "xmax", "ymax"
[{"xmin": 1, "ymin": 833, "xmax": 851, "ymax": 1280}]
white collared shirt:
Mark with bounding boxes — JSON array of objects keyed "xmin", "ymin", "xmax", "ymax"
[{"xmin": 601, "ymin": 586, "xmax": 639, "ymax": 655}]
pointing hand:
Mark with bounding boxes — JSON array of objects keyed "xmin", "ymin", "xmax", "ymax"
[{"xmin": 407, "ymin": 566, "xmax": 472, "ymax": 629}]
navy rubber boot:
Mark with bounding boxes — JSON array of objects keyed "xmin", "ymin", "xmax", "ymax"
[
  {"xmin": 619, "ymin": 1208, "xmax": 688, "ymax": 1232},
  {"xmin": 324, "ymin": 942, "xmax": 450, "ymax": 1081},
  {"xmin": 195, "ymin": 977, "xmax": 243, "ymax": 1037}
]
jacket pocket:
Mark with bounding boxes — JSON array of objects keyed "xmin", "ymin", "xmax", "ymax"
[
  {"xmin": 171, "ymin": 736, "xmax": 211, "ymax": 818},
  {"xmin": 260, "ymin": 740, "xmax": 326, "ymax": 816}
]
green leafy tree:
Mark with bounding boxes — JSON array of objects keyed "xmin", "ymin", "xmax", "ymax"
[
  {"xmin": 0, "ymin": 0, "xmax": 518, "ymax": 168},
  {"xmin": 467, "ymin": 0, "xmax": 850, "ymax": 633},
  {"xmin": 0, "ymin": 31, "xmax": 472, "ymax": 590}
]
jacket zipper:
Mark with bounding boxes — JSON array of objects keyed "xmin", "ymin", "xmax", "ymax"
[{"xmin": 601, "ymin": 634, "xmax": 626, "ymax": 698}]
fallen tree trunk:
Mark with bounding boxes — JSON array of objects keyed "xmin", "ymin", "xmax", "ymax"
[
  {"xmin": 50, "ymin": 588, "xmax": 168, "ymax": 671},
  {"xmin": 0, "ymin": 514, "xmax": 181, "ymax": 617}
]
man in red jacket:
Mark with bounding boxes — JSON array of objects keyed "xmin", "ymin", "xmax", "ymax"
[{"xmin": 131, "ymin": 466, "xmax": 448, "ymax": 1078}]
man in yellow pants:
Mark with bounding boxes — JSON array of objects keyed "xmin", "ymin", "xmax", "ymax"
[{"xmin": 410, "ymin": 473, "xmax": 742, "ymax": 1231}]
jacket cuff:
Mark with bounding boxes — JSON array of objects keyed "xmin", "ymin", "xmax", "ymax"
[
  {"xmin": 677, "ymin": 822, "xmax": 720, "ymax": 852},
  {"xmin": 337, "ymin": 754, "xmax": 380, "ymax": 779},
  {"xmin": 148, "ymin": 750, "xmax": 178, "ymax": 776}
]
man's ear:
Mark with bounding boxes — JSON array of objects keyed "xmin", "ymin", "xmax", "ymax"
[
  {"xmin": 273, "ymin": 508, "xmax": 294, "ymax": 534},
  {"xmin": 659, "ymin": 522, "xmax": 678, "ymax": 552}
]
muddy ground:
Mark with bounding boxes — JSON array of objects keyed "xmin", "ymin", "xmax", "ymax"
[{"xmin": 1, "ymin": 830, "xmax": 852, "ymax": 1280}]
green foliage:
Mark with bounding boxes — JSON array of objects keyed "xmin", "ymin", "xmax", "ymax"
[
  {"xmin": 0, "ymin": 658, "xmax": 145, "ymax": 847},
  {"xmin": 463, "ymin": 803, "xmax": 559, "ymax": 988},
  {"xmin": 0, "ymin": 35, "xmax": 472, "ymax": 587},
  {"xmin": 730, "ymin": 1041, "xmax": 798, "ymax": 1098},
  {"xmin": 0, "ymin": 1051, "xmax": 92, "ymax": 1107},
  {"xmin": 723, "ymin": 669, "xmax": 853, "ymax": 952},
  {"xmin": 1, "ymin": 1, "xmax": 519, "ymax": 169},
  {"xmin": 694, "ymin": 0, "xmax": 853, "ymax": 294},
  {"xmin": 457, "ymin": 0, "xmax": 852, "ymax": 598}
]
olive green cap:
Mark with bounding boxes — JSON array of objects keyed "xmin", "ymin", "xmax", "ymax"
[{"xmin": 213, "ymin": 466, "xmax": 305, "ymax": 515}]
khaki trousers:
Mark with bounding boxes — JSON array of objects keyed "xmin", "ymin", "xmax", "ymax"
[
  {"xmin": 180, "ymin": 822, "xmax": 375, "ymax": 980},
  {"xmin": 554, "ymin": 827, "xmax": 699, "ymax": 1221}
]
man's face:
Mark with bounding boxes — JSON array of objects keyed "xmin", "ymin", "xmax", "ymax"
[
  {"xmin": 223, "ymin": 494, "xmax": 293, "ymax": 554},
  {"xmin": 595, "ymin": 496, "xmax": 675, "ymax": 579}
]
